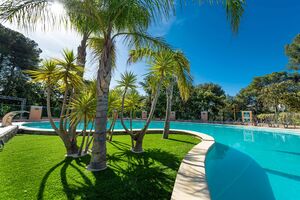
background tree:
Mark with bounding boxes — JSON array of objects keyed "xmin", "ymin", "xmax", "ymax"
[
  {"xmin": 0, "ymin": 24, "xmax": 45, "ymax": 112},
  {"xmin": 285, "ymin": 34, "xmax": 300, "ymax": 71},
  {"xmin": 236, "ymin": 72, "xmax": 300, "ymax": 115}
]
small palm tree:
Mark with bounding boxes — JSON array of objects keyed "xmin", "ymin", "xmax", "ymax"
[
  {"xmin": 117, "ymin": 71, "xmax": 137, "ymax": 133},
  {"xmin": 69, "ymin": 90, "xmax": 96, "ymax": 156},
  {"xmin": 27, "ymin": 50, "xmax": 84, "ymax": 156},
  {"xmin": 128, "ymin": 48, "xmax": 192, "ymax": 151},
  {"xmin": 125, "ymin": 90, "xmax": 144, "ymax": 132},
  {"xmin": 163, "ymin": 51, "xmax": 192, "ymax": 139},
  {"xmin": 55, "ymin": 49, "xmax": 84, "ymax": 131},
  {"xmin": 107, "ymin": 88, "xmax": 122, "ymax": 141},
  {"xmin": 26, "ymin": 60, "xmax": 60, "ymax": 132}
]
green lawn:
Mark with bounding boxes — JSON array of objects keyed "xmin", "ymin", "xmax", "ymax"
[{"xmin": 0, "ymin": 134, "xmax": 199, "ymax": 200}]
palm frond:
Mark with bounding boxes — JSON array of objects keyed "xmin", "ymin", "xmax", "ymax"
[{"xmin": 0, "ymin": 0, "xmax": 67, "ymax": 30}]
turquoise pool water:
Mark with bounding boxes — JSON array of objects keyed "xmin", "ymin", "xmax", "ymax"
[{"xmin": 23, "ymin": 120, "xmax": 300, "ymax": 200}]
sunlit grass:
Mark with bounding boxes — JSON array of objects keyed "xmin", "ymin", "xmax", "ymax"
[{"xmin": 0, "ymin": 134, "xmax": 199, "ymax": 200}]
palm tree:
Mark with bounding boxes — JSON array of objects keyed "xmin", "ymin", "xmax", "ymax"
[
  {"xmin": 1, "ymin": 0, "xmax": 245, "ymax": 170},
  {"xmin": 128, "ymin": 48, "xmax": 191, "ymax": 152},
  {"xmin": 125, "ymin": 90, "xmax": 144, "ymax": 137},
  {"xmin": 107, "ymin": 88, "xmax": 122, "ymax": 141},
  {"xmin": 27, "ymin": 49, "xmax": 83, "ymax": 155},
  {"xmin": 117, "ymin": 72, "xmax": 137, "ymax": 134},
  {"xmin": 55, "ymin": 49, "xmax": 83, "ymax": 131},
  {"xmin": 69, "ymin": 89, "xmax": 96, "ymax": 156},
  {"xmin": 116, "ymin": 72, "xmax": 143, "ymax": 147},
  {"xmin": 162, "ymin": 51, "xmax": 192, "ymax": 139},
  {"xmin": 25, "ymin": 60, "xmax": 60, "ymax": 132}
]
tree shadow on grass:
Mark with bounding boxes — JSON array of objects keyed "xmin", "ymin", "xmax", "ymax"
[
  {"xmin": 38, "ymin": 144, "xmax": 182, "ymax": 200},
  {"xmin": 167, "ymin": 138, "xmax": 198, "ymax": 145}
]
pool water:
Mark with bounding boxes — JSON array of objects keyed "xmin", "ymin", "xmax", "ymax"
[{"xmin": 23, "ymin": 120, "xmax": 300, "ymax": 200}]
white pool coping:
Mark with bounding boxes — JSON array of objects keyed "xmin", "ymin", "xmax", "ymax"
[
  {"xmin": 170, "ymin": 130, "xmax": 215, "ymax": 200},
  {"xmin": 16, "ymin": 120, "xmax": 300, "ymax": 135}
]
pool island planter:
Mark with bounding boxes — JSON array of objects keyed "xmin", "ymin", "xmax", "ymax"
[{"xmin": 17, "ymin": 124, "xmax": 215, "ymax": 200}]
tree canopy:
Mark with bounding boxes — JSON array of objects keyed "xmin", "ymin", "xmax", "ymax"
[
  {"xmin": 0, "ymin": 24, "xmax": 45, "ymax": 108},
  {"xmin": 285, "ymin": 34, "xmax": 300, "ymax": 71}
]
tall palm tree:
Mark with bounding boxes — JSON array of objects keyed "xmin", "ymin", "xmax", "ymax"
[
  {"xmin": 78, "ymin": 0, "xmax": 173, "ymax": 171},
  {"xmin": 128, "ymin": 48, "xmax": 192, "ymax": 152},
  {"xmin": 1, "ymin": 0, "xmax": 245, "ymax": 170}
]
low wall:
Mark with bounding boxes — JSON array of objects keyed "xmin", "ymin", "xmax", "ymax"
[{"xmin": 0, "ymin": 126, "xmax": 18, "ymax": 143}]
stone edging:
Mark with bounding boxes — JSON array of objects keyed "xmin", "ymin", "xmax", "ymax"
[
  {"xmin": 170, "ymin": 129, "xmax": 215, "ymax": 200},
  {"xmin": 0, "ymin": 125, "xmax": 18, "ymax": 143}
]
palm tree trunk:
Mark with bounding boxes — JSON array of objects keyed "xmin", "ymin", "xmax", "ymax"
[
  {"xmin": 163, "ymin": 81, "xmax": 174, "ymax": 139},
  {"xmin": 133, "ymin": 76, "xmax": 163, "ymax": 153},
  {"xmin": 77, "ymin": 31, "xmax": 89, "ymax": 69},
  {"xmin": 84, "ymin": 120, "xmax": 94, "ymax": 154},
  {"xmin": 46, "ymin": 87, "xmax": 59, "ymax": 133},
  {"xmin": 129, "ymin": 110, "xmax": 135, "ymax": 148},
  {"xmin": 46, "ymin": 87, "xmax": 78, "ymax": 155},
  {"xmin": 130, "ymin": 110, "xmax": 133, "ymax": 133},
  {"xmin": 120, "ymin": 88, "xmax": 131, "ymax": 133},
  {"xmin": 88, "ymin": 36, "xmax": 113, "ymax": 171},
  {"xmin": 59, "ymin": 83, "xmax": 69, "ymax": 132},
  {"xmin": 78, "ymin": 115, "xmax": 87, "ymax": 156},
  {"xmin": 108, "ymin": 117, "xmax": 117, "ymax": 142}
]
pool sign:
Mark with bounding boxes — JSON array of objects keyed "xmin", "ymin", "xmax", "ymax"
[{"xmin": 242, "ymin": 111, "xmax": 252, "ymax": 123}]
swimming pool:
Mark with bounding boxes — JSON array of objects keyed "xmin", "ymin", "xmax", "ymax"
[{"xmin": 22, "ymin": 120, "xmax": 300, "ymax": 200}]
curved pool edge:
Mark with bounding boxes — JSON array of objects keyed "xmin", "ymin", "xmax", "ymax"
[{"xmin": 170, "ymin": 130, "xmax": 215, "ymax": 200}]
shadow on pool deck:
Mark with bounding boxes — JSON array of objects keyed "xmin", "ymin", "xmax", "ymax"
[
  {"xmin": 206, "ymin": 143, "xmax": 276, "ymax": 200},
  {"xmin": 37, "ymin": 144, "xmax": 181, "ymax": 200}
]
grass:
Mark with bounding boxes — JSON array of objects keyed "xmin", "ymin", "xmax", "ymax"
[{"xmin": 0, "ymin": 134, "xmax": 199, "ymax": 200}]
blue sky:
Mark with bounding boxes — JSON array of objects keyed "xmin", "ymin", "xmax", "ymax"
[
  {"xmin": 5, "ymin": 0, "xmax": 300, "ymax": 95},
  {"xmin": 159, "ymin": 0, "xmax": 300, "ymax": 95}
]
